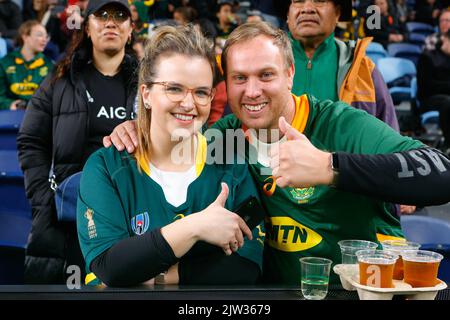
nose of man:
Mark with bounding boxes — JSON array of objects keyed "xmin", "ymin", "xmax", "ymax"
[{"xmin": 244, "ymin": 78, "xmax": 262, "ymax": 99}]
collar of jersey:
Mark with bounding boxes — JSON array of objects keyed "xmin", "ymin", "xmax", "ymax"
[
  {"xmin": 242, "ymin": 94, "xmax": 310, "ymax": 144},
  {"xmin": 14, "ymin": 52, "xmax": 45, "ymax": 70},
  {"xmin": 136, "ymin": 132, "xmax": 207, "ymax": 178}
]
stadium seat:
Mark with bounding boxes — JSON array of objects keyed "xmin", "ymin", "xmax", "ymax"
[
  {"xmin": 408, "ymin": 32, "xmax": 427, "ymax": 46},
  {"xmin": 0, "ymin": 110, "xmax": 25, "ymax": 150},
  {"xmin": 0, "ymin": 38, "xmax": 7, "ymax": 59},
  {"xmin": 387, "ymin": 43, "xmax": 422, "ymax": 65},
  {"xmin": 406, "ymin": 22, "xmax": 435, "ymax": 36},
  {"xmin": 0, "ymin": 150, "xmax": 31, "ymax": 218},
  {"xmin": 401, "ymin": 215, "xmax": 450, "ymax": 283},
  {"xmin": 377, "ymin": 57, "xmax": 416, "ymax": 105},
  {"xmin": 0, "ymin": 243, "xmax": 25, "ymax": 285},
  {"xmin": 366, "ymin": 41, "xmax": 388, "ymax": 65}
]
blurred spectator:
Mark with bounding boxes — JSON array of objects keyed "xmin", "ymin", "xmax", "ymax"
[
  {"xmin": 417, "ymin": 30, "xmax": 450, "ymax": 154},
  {"xmin": 425, "ymin": 8, "xmax": 450, "ymax": 50},
  {"xmin": 396, "ymin": 0, "xmax": 411, "ymax": 23},
  {"xmin": 246, "ymin": 9, "xmax": 264, "ymax": 23},
  {"xmin": 249, "ymin": 0, "xmax": 281, "ymax": 27},
  {"xmin": 0, "ymin": 20, "xmax": 53, "ymax": 110},
  {"xmin": 184, "ymin": 0, "xmax": 216, "ymax": 20},
  {"xmin": 60, "ymin": 0, "xmax": 89, "ymax": 41},
  {"xmin": 215, "ymin": 0, "xmax": 239, "ymax": 39},
  {"xmin": 130, "ymin": 0, "xmax": 150, "ymax": 40},
  {"xmin": 17, "ymin": 0, "xmax": 138, "ymax": 284},
  {"xmin": 415, "ymin": 0, "xmax": 441, "ymax": 26},
  {"xmin": 193, "ymin": 17, "xmax": 218, "ymax": 40},
  {"xmin": 364, "ymin": 0, "xmax": 406, "ymax": 48},
  {"xmin": 0, "ymin": 0, "xmax": 22, "ymax": 40},
  {"xmin": 132, "ymin": 35, "xmax": 146, "ymax": 60},
  {"xmin": 336, "ymin": 3, "xmax": 366, "ymax": 41},
  {"xmin": 22, "ymin": 0, "xmax": 67, "ymax": 57},
  {"xmin": 148, "ymin": 0, "xmax": 173, "ymax": 20},
  {"xmin": 173, "ymin": 5, "xmax": 197, "ymax": 25}
]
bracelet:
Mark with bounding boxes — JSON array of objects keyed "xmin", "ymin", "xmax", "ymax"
[{"xmin": 155, "ymin": 272, "xmax": 167, "ymax": 285}]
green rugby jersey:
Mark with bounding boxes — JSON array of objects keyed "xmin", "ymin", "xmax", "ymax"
[
  {"xmin": 77, "ymin": 134, "xmax": 264, "ymax": 285},
  {"xmin": 212, "ymin": 94, "xmax": 424, "ymax": 285}
]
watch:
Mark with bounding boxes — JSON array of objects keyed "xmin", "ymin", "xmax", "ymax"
[{"xmin": 330, "ymin": 152, "xmax": 339, "ymax": 187}]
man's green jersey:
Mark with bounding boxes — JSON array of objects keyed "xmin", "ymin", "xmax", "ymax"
[
  {"xmin": 77, "ymin": 134, "xmax": 264, "ymax": 284},
  {"xmin": 212, "ymin": 94, "xmax": 424, "ymax": 285}
]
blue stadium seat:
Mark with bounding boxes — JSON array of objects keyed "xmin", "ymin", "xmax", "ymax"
[
  {"xmin": 0, "ymin": 37, "xmax": 7, "ymax": 59},
  {"xmin": 0, "ymin": 150, "xmax": 31, "ymax": 219},
  {"xmin": 377, "ymin": 57, "xmax": 416, "ymax": 104},
  {"xmin": 366, "ymin": 41, "xmax": 388, "ymax": 65},
  {"xmin": 406, "ymin": 22, "xmax": 435, "ymax": 36},
  {"xmin": 408, "ymin": 32, "xmax": 427, "ymax": 46},
  {"xmin": 401, "ymin": 215, "xmax": 450, "ymax": 283},
  {"xmin": 0, "ymin": 110, "xmax": 25, "ymax": 150},
  {"xmin": 387, "ymin": 43, "xmax": 422, "ymax": 65}
]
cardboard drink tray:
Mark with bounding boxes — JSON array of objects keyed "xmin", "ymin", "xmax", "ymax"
[{"xmin": 333, "ymin": 264, "xmax": 447, "ymax": 300}]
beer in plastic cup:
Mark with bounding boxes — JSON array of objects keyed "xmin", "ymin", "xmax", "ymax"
[
  {"xmin": 300, "ymin": 257, "xmax": 333, "ymax": 300},
  {"xmin": 337, "ymin": 240, "xmax": 378, "ymax": 264},
  {"xmin": 381, "ymin": 240, "xmax": 421, "ymax": 280},
  {"xmin": 402, "ymin": 250, "xmax": 443, "ymax": 288},
  {"xmin": 357, "ymin": 250, "xmax": 398, "ymax": 288}
]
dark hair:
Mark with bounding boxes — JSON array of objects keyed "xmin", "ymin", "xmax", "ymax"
[
  {"xmin": 174, "ymin": 6, "xmax": 198, "ymax": 24},
  {"xmin": 53, "ymin": 17, "xmax": 134, "ymax": 82}
]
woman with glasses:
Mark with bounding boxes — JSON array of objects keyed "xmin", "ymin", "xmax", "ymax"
[
  {"xmin": 17, "ymin": 0, "xmax": 137, "ymax": 284},
  {"xmin": 76, "ymin": 24, "xmax": 264, "ymax": 287},
  {"xmin": 0, "ymin": 20, "xmax": 53, "ymax": 110}
]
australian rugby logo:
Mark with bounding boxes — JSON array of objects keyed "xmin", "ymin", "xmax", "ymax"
[{"xmin": 131, "ymin": 212, "xmax": 150, "ymax": 235}]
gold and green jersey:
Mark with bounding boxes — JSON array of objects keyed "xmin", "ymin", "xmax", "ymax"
[
  {"xmin": 212, "ymin": 94, "xmax": 424, "ymax": 285},
  {"xmin": 0, "ymin": 50, "xmax": 53, "ymax": 109},
  {"xmin": 77, "ymin": 134, "xmax": 265, "ymax": 283}
]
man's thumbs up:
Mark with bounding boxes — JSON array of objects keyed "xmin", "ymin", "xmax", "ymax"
[
  {"xmin": 279, "ymin": 116, "xmax": 304, "ymax": 141},
  {"xmin": 271, "ymin": 117, "xmax": 334, "ymax": 188}
]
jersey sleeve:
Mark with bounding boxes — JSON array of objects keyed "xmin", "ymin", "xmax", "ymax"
[
  {"xmin": 307, "ymin": 95, "xmax": 424, "ymax": 154},
  {"xmin": 76, "ymin": 149, "xmax": 130, "ymax": 273}
]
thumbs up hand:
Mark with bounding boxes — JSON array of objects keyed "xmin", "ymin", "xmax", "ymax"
[
  {"xmin": 196, "ymin": 183, "xmax": 252, "ymax": 255},
  {"xmin": 269, "ymin": 117, "xmax": 334, "ymax": 188}
]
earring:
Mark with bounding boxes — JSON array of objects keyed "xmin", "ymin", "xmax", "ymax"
[{"xmin": 144, "ymin": 102, "xmax": 151, "ymax": 109}]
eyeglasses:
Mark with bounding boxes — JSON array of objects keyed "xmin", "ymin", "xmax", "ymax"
[
  {"xmin": 30, "ymin": 32, "xmax": 50, "ymax": 40},
  {"xmin": 291, "ymin": 0, "xmax": 330, "ymax": 7},
  {"xmin": 93, "ymin": 9, "xmax": 130, "ymax": 24},
  {"xmin": 149, "ymin": 82, "xmax": 215, "ymax": 106}
]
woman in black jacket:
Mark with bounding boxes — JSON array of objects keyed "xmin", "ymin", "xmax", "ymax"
[{"xmin": 17, "ymin": 0, "xmax": 138, "ymax": 284}]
